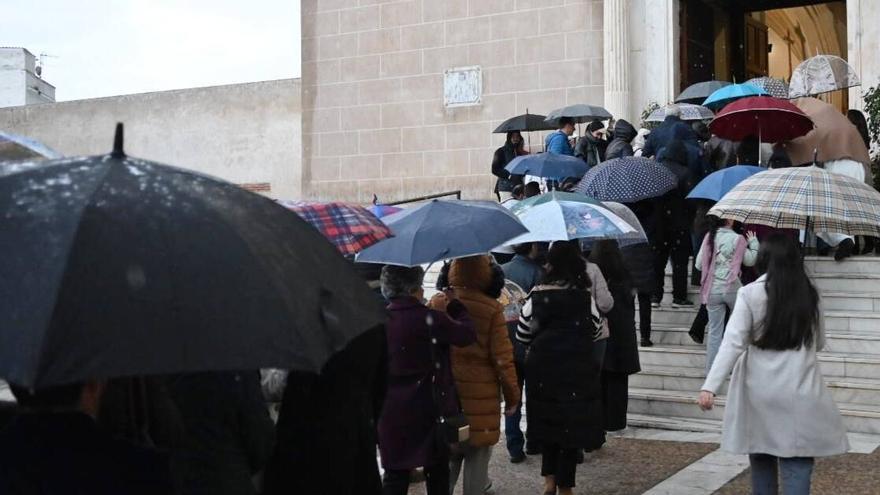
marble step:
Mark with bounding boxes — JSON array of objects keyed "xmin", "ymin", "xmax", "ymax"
[
  {"xmin": 653, "ymin": 290, "xmax": 880, "ymax": 314},
  {"xmin": 638, "ymin": 344, "xmax": 880, "ymax": 380},
  {"xmin": 647, "ymin": 324, "xmax": 880, "ymax": 353},
  {"xmin": 641, "ymin": 308, "xmax": 880, "ymax": 334},
  {"xmin": 662, "ymin": 272, "xmax": 880, "ymax": 294},
  {"xmin": 663, "ymin": 255, "xmax": 880, "ymax": 277},
  {"xmin": 627, "ymin": 387, "xmax": 880, "ymax": 434},
  {"xmin": 631, "ymin": 365, "xmax": 880, "ymax": 406}
]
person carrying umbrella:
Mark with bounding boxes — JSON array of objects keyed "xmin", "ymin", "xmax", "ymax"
[
  {"xmin": 492, "ymin": 131, "xmax": 529, "ymax": 201},
  {"xmin": 545, "ymin": 117, "xmax": 576, "ymax": 156},
  {"xmin": 604, "ymin": 119, "xmax": 637, "ymax": 160},
  {"xmin": 642, "ymin": 105, "xmax": 698, "ymax": 159},
  {"xmin": 575, "ymin": 120, "xmax": 608, "ymax": 167}
]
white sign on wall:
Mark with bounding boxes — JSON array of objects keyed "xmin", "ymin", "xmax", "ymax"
[{"xmin": 443, "ymin": 66, "xmax": 482, "ymax": 108}]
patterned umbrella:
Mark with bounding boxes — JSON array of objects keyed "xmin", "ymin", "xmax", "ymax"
[
  {"xmin": 702, "ymin": 83, "xmax": 768, "ymax": 110},
  {"xmin": 279, "ymin": 200, "xmax": 393, "ymax": 255},
  {"xmin": 544, "ymin": 104, "xmax": 613, "ymax": 124},
  {"xmin": 789, "ymin": 55, "xmax": 860, "ymax": 99},
  {"xmin": 0, "ymin": 131, "xmax": 61, "ymax": 161},
  {"xmin": 708, "ymin": 166, "xmax": 880, "ymax": 236},
  {"xmin": 646, "ymin": 103, "xmax": 714, "ymax": 123},
  {"xmin": 574, "ymin": 157, "xmax": 678, "ymax": 203},
  {"xmin": 504, "ymin": 191, "xmax": 636, "ymax": 244},
  {"xmin": 675, "ymin": 81, "xmax": 732, "ymax": 104},
  {"xmin": 746, "ymin": 77, "xmax": 790, "ymax": 99},
  {"xmin": 579, "ymin": 201, "xmax": 648, "ymax": 249},
  {"xmin": 709, "ymin": 96, "xmax": 813, "ymax": 143}
]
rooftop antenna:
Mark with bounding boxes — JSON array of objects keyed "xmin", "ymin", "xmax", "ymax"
[{"xmin": 35, "ymin": 53, "xmax": 58, "ymax": 78}]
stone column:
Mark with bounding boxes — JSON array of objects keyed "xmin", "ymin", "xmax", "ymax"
[{"xmin": 604, "ymin": 0, "xmax": 631, "ymax": 122}]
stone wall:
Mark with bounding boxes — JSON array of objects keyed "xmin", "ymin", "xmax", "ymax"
[
  {"xmin": 0, "ymin": 79, "xmax": 303, "ymax": 199},
  {"xmin": 301, "ymin": 0, "xmax": 605, "ymax": 203}
]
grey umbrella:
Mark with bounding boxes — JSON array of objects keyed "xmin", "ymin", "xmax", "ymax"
[
  {"xmin": 675, "ymin": 80, "xmax": 732, "ymax": 104},
  {"xmin": 646, "ymin": 103, "xmax": 714, "ymax": 123},
  {"xmin": 746, "ymin": 77, "xmax": 790, "ymax": 99},
  {"xmin": 789, "ymin": 54, "xmax": 860, "ymax": 98},
  {"xmin": 544, "ymin": 104, "xmax": 613, "ymax": 124}
]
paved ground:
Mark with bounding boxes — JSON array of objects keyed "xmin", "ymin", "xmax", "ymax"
[{"xmin": 407, "ymin": 435, "xmax": 717, "ymax": 495}]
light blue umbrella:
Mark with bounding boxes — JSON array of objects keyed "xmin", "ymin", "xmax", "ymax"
[
  {"xmin": 686, "ymin": 165, "xmax": 766, "ymax": 202},
  {"xmin": 505, "ymin": 153, "xmax": 589, "ymax": 180},
  {"xmin": 356, "ymin": 200, "xmax": 528, "ymax": 266},
  {"xmin": 504, "ymin": 191, "xmax": 636, "ymax": 245},
  {"xmin": 702, "ymin": 83, "xmax": 768, "ymax": 110}
]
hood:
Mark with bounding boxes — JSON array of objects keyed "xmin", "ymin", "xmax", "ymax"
[
  {"xmin": 449, "ymin": 255, "xmax": 493, "ymax": 293},
  {"xmin": 613, "ymin": 119, "xmax": 637, "ymax": 143}
]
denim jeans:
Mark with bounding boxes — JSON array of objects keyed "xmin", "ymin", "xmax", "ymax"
[
  {"xmin": 706, "ymin": 291, "xmax": 737, "ymax": 374},
  {"xmin": 749, "ymin": 454, "xmax": 814, "ymax": 495},
  {"xmin": 504, "ymin": 360, "xmax": 526, "ymax": 457}
]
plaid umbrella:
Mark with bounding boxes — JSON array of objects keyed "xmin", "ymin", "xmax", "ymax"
[
  {"xmin": 708, "ymin": 166, "xmax": 880, "ymax": 236},
  {"xmin": 0, "ymin": 131, "xmax": 61, "ymax": 161},
  {"xmin": 574, "ymin": 157, "xmax": 678, "ymax": 202},
  {"xmin": 646, "ymin": 103, "xmax": 714, "ymax": 123},
  {"xmin": 746, "ymin": 77, "xmax": 790, "ymax": 99},
  {"xmin": 279, "ymin": 200, "xmax": 393, "ymax": 255}
]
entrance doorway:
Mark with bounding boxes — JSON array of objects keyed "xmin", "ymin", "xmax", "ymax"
[{"xmin": 679, "ymin": 0, "xmax": 848, "ymax": 111}]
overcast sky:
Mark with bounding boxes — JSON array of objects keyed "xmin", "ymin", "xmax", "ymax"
[{"xmin": 2, "ymin": 0, "xmax": 301, "ymax": 101}]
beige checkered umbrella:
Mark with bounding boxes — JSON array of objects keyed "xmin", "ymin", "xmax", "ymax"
[{"xmin": 708, "ymin": 166, "xmax": 880, "ymax": 236}]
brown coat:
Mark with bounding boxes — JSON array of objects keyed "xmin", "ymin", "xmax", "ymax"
[{"xmin": 441, "ymin": 256, "xmax": 520, "ymax": 447}]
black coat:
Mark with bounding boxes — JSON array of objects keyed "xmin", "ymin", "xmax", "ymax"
[
  {"xmin": 492, "ymin": 144, "xmax": 524, "ymax": 193},
  {"xmin": 605, "ymin": 120, "xmax": 637, "ymax": 160},
  {"xmin": 0, "ymin": 412, "xmax": 174, "ymax": 495},
  {"xmin": 575, "ymin": 134, "xmax": 606, "ymax": 168},
  {"xmin": 642, "ymin": 116, "xmax": 697, "ymax": 158},
  {"xmin": 601, "ymin": 280, "xmax": 641, "ymax": 375},
  {"xmin": 264, "ymin": 325, "xmax": 387, "ymax": 495},
  {"xmin": 620, "ymin": 243, "xmax": 655, "ymax": 295},
  {"xmin": 524, "ymin": 288, "xmax": 604, "ymax": 450},
  {"xmin": 166, "ymin": 371, "xmax": 276, "ymax": 495}
]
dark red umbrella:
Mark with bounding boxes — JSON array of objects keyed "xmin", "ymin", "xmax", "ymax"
[{"xmin": 709, "ymin": 96, "xmax": 813, "ymax": 143}]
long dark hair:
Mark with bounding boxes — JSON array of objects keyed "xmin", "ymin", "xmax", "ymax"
[
  {"xmin": 753, "ymin": 233, "xmax": 819, "ymax": 350},
  {"xmin": 544, "ymin": 241, "xmax": 589, "ymax": 289},
  {"xmin": 847, "ymin": 109, "xmax": 871, "ymax": 150},
  {"xmin": 588, "ymin": 239, "xmax": 632, "ymax": 291}
]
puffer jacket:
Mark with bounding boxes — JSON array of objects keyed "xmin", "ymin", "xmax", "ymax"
[
  {"xmin": 442, "ymin": 255, "xmax": 520, "ymax": 447},
  {"xmin": 605, "ymin": 119, "xmax": 637, "ymax": 160}
]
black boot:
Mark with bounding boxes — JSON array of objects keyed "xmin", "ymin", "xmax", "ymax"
[{"xmin": 835, "ymin": 238, "xmax": 855, "ymax": 261}]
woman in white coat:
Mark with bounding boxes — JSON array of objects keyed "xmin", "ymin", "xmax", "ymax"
[{"xmin": 698, "ymin": 233, "xmax": 849, "ymax": 495}]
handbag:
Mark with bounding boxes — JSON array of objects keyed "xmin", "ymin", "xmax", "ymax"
[{"xmin": 427, "ymin": 324, "xmax": 470, "ymax": 446}]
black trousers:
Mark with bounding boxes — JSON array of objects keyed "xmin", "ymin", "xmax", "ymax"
[
  {"xmin": 541, "ymin": 444, "xmax": 577, "ymax": 488},
  {"xmin": 601, "ymin": 372, "xmax": 629, "ymax": 432},
  {"xmin": 637, "ymin": 292, "xmax": 652, "ymax": 340},
  {"xmin": 382, "ymin": 463, "xmax": 449, "ymax": 495},
  {"xmin": 652, "ymin": 229, "xmax": 691, "ymax": 301}
]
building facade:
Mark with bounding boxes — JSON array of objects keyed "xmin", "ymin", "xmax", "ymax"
[{"xmin": 0, "ymin": 48, "xmax": 55, "ymax": 108}]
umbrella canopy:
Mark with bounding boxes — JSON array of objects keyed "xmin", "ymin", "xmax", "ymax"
[
  {"xmin": 579, "ymin": 201, "xmax": 648, "ymax": 250},
  {"xmin": 686, "ymin": 165, "xmax": 766, "ymax": 202},
  {"xmin": 504, "ymin": 191, "xmax": 636, "ymax": 244},
  {"xmin": 709, "ymin": 96, "xmax": 813, "ymax": 143},
  {"xmin": 544, "ymin": 104, "xmax": 613, "ymax": 124},
  {"xmin": 0, "ymin": 131, "xmax": 62, "ymax": 161},
  {"xmin": 505, "ymin": 153, "xmax": 589, "ymax": 179},
  {"xmin": 675, "ymin": 81, "xmax": 732, "ymax": 104},
  {"xmin": 493, "ymin": 113, "xmax": 556, "ymax": 133},
  {"xmin": 708, "ymin": 166, "xmax": 880, "ymax": 236},
  {"xmin": 784, "ymin": 97, "xmax": 871, "ymax": 170},
  {"xmin": 0, "ymin": 126, "xmax": 385, "ymax": 389},
  {"xmin": 356, "ymin": 200, "xmax": 528, "ymax": 267},
  {"xmin": 278, "ymin": 200, "xmax": 393, "ymax": 256},
  {"xmin": 370, "ymin": 204, "xmax": 402, "ymax": 218},
  {"xmin": 745, "ymin": 77, "xmax": 790, "ymax": 99},
  {"xmin": 789, "ymin": 55, "xmax": 860, "ymax": 99},
  {"xmin": 702, "ymin": 83, "xmax": 768, "ymax": 110},
  {"xmin": 646, "ymin": 103, "xmax": 714, "ymax": 123},
  {"xmin": 574, "ymin": 157, "xmax": 678, "ymax": 203}
]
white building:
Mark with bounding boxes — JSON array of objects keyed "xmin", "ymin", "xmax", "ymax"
[{"xmin": 0, "ymin": 47, "xmax": 55, "ymax": 108}]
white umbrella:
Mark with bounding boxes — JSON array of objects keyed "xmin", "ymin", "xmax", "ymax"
[{"xmin": 789, "ymin": 55, "xmax": 860, "ymax": 99}]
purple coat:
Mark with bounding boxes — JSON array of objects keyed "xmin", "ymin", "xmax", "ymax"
[{"xmin": 377, "ymin": 297, "xmax": 476, "ymax": 470}]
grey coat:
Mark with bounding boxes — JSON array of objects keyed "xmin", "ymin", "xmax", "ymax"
[{"xmin": 702, "ymin": 276, "xmax": 849, "ymax": 458}]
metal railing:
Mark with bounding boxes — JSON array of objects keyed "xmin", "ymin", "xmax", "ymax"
[{"xmin": 373, "ymin": 190, "xmax": 462, "ymax": 207}]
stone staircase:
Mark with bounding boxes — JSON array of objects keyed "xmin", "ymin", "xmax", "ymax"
[{"xmin": 629, "ymin": 255, "xmax": 880, "ymax": 435}]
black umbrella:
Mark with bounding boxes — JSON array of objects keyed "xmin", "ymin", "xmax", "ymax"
[
  {"xmin": 675, "ymin": 80, "xmax": 732, "ymax": 104},
  {"xmin": 493, "ymin": 113, "xmax": 556, "ymax": 133},
  {"xmin": 544, "ymin": 104, "xmax": 613, "ymax": 124},
  {"xmin": 0, "ymin": 124, "xmax": 385, "ymax": 389}
]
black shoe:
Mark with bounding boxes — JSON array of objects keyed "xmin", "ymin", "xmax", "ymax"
[
  {"xmin": 818, "ymin": 246, "xmax": 831, "ymax": 256},
  {"xmin": 509, "ymin": 452, "xmax": 526, "ymax": 464},
  {"xmin": 671, "ymin": 299, "xmax": 694, "ymax": 308},
  {"xmin": 525, "ymin": 445, "xmax": 541, "ymax": 456},
  {"xmin": 575, "ymin": 450, "xmax": 585, "ymax": 464},
  {"xmin": 835, "ymin": 239, "xmax": 855, "ymax": 261},
  {"xmin": 640, "ymin": 338, "xmax": 653, "ymax": 347},
  {"xmin": 860, "ymin": 236, "xmax": 875, "ymax": 255},
  {"xmin": 650, "ymin": 297, "xmax": 661, "ymax": 308}
]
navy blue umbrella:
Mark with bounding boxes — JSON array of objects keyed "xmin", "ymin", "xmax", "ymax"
[
  {"xmin": 356, "ymin": 200, "xmax": 528, "ymax": 267},
  {"xmin": 574, "ymin": 157, "xmax": 678, "ymax": 202},
  {"xmin": 505, "ymin": 153, "xmax": 588, "ymax": 180}
]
